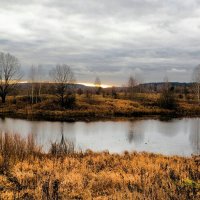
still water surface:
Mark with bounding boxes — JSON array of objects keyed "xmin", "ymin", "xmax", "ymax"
[{"xmin": 0, "ymin": 117, "xmax": 199, "ymax": 156}]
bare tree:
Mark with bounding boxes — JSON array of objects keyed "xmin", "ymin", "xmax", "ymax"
[
  {"xmin": 94, "ymin": 76, "xmax": 101, "ymax": 88},
  {"xmin": 158, "ymin": 77, "xmax": 177, "ymax": 109},
  {"xmin": 50, "ymin": 64, "xmax": 75, "ymax": 107},
  {"xmin": 128, "ymin": 75, "xmax": 137, "ymax": 99},
  {"xmin": 94, "ymin": 76, "xmax": 101, "ymax": 94},
  {"xmin": 0, "ymin": 52, "xmax": 22, "ymax": 103},
  {"xmin": 29, "ymin": 65, "xmax": 43, "ymax": 104},
  {"xmin": 29, "ymin": 65, "xmax": 36, "ymax": 104},
  {"xmin": 38, "ymin": 65, "xmax": 43, "ymax": 100},
  {"xmin": 111, "ymin": 86, "xmax": 118, "ymax": 99},
  {"xmin": 192, "ymin": 64, "xmax": 200, "ymax": 103}
]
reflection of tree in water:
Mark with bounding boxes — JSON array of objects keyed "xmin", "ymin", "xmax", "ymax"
[
  {"xmin": 50, "ymin": 123, "xmax": 77, "ymax": 155},
  {"xmin": 189, "ymin": 119, "xmax": 200, "ymax": 155},
  {"xmin": 30, "ymin": 122, "xmax": 38, "ymax": 138},
  {"xmin": 127, "ymin": 130, "xmax": 134, "ymax": 143},
  {"xmin": 127, "ymin": 121, "xmax": 144, "ymax": 144},
  {"xmin": 59, "ymin": 122, "xmax": 76, "ymax": 147},
  {"xmin": 0, "ymin": 120, "xmax": 4, "ymax": 132},
  {"xmin": 30, "ymin": 122, "xmax": 37, "ymax": 135},
  {"xmin": 156, "ymin": 121, "xmax": 179, "ymax": 137}
]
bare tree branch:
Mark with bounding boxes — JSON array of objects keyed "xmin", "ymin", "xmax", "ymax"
[
  {"xmin": 0, "ymin": 52, "xmax": 22, "ymax": 103},
  {"xmin": 49, "ymin": 64, "xmax": 75, "ymax": 107},
  {"xmin": 128, "ymin": 75, "xmax": 137, "ymax": 100},
  {"xmin": 192, "ymin": 65, "xmax": 200, "ymax": 102}
]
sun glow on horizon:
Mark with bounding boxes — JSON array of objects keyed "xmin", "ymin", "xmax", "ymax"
[
  {"xmin": 19, "ymin": 81, "xmax": 113, "ymax": 88},
  {"xmin": 78, "ymin": 82, "xmax": 112, "ymax": 88}
]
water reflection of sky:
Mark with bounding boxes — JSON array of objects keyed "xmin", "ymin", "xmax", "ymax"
[{"xmin": 0, "ymin": 117, "xmax": 199, "ymax": 156}]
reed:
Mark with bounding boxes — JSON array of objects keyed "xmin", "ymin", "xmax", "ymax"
[
  {"xmin": 0, "ymin": 132, "xmax": 42, "ymax": 170},
  {"xmin": 0, "ymin": 133, "xmax": 199, "ymax": 200},
  {"xmin": 49, "ymin": 135, "xmax": 76, "ymax": 157}
]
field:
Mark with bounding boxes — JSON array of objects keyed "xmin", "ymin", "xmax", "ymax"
[
  {"xmin": 0, "ymin": 93, "xmax": 200, "ymax": 121},
  {"xmin": 0, "ymin": 133, "xmax": 199, "ymax": 200}
]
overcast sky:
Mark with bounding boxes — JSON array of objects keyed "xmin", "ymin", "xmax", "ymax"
[{"xmin": 1, "ymin": 0, "xmax": 200, "ymax": 85}]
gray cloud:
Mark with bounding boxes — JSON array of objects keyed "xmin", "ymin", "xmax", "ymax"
[{"xmin": 0, "ymin": 0, "xmax": 200, "ymax": 85}]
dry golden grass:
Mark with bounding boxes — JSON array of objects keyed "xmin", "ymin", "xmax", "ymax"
[
  {"xmin": 0, "ymin": 93, "xmax": 200, "ymax": 123},
  {"xmin": 0, "ymin": 94, "xmax": 173, "ymax": 121},
  {"xmin": 0, "ymin": 133, "xmax": 199, "ymax": 200},
  {"xmin": 0, "ymin": 152, "xmax": 199, "ymax": 200}
]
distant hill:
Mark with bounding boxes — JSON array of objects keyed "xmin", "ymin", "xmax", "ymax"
[
  {"xmin": 137, "ymin": 82, "xmax": 193, "ymax": 93},
  {"xmin": 140, "ymin": 82, "xmax": 193, "ymax": 87},
  {"xmin": 15, "ymin": 81, "xmax": 194, "ymax": 95}
]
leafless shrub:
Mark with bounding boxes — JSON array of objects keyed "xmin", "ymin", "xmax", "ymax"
[
  {"xmin": 0, "ymin": 132, "xmax": 42, "ymax": 170},
  {"xmin": 49, "ymin": 64, "xmax": 76, "ymax": 107},
  {"xmin": 192, "ymin": 64, "xmax": 200, "ymax": 103},
  {"xmin": 49, "ymin": 135, "xmax": 75, "ymax": 157},
  {"xmin": 0, "ymin": 52, "xmax": 23, "ymax": 103}
]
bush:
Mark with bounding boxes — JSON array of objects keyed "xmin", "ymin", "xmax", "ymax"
[
  {"xmin": 158, "ymin": 91, "xmax": 178, "ymax": 110},
  {"xmin": 49, "ymin": 136, "xmax": 75, "ymax": 157},
  {"xmin": 65, "ymin": 95, "xmax": 76, "ymax": 109}
]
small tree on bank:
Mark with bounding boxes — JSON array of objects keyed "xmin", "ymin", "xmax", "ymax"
[
  {"xmin": 192, "ymin": 64, "xmax": 200, "ymax": 103},
  {"xmin": 29, "ymin": 65, "xmax": 43, "ymax": 104},
  {"xmin": 50, "ymin": 64, "xmax": 75, "ymax": 107},
  {"xmin": 128, "ymin": 75, "xmax": 137, "ymax": 100},
  {"xmin": 158, "ymin": 78, "xmax": 177, "ymax": 110},
  {"xmin": 94, "ymin": 76, "xmax": 102, "ymax": 94},
  {"xmin": 111, "ymin": 86, "xmax": 118, "ymax": 99},
  {"xmin": 0, "ymin": 52, "xmax": 22, "ymax": 103},
  {"xmin": 29, "ymin": 65, "xmax": 36, "ymax": 104}
]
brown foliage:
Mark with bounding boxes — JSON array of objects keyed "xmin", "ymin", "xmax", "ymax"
[{"xmin": 0, "ymin": 134, "xmax": 199, "ymax": 199}]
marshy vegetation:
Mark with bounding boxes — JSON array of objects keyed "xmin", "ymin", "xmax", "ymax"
[
  {"xmin": 1, "ymin": 91, "xmax": 200, "ymax": 122},
  {"xmin": 0, "ymin": 52, "xmax": 200, "ymax": 122},
  {"xmin": 0, "ymin": 132, "xmax": 199, "ymax": 199}
]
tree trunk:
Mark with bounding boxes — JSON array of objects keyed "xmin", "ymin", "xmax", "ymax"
[
  {"xmin": 31, "ymin": 84, "xmax": 34, "ymax": 104},
  {"xmin": 1, "ymin": 94, "xmax": 6, "ymax": 103},
  {"xmin": 61, "ymin": 95, "xmax": 64, "ymax": 107}
]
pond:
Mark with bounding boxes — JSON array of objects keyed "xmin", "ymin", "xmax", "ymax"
[{"xmin": 0, "ymin": 117, "xmax": 199, "ymax": 156}]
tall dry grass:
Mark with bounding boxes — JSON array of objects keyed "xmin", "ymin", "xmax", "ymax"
[
  {"xmin": 0, "ymin": 132, "xmax": 42, "ymax": 170},
  {"xmin": 0, "ymin": 133, "xmax": 199, "ymax": 200},
  {"xmin": 49, "ymin": 134, "xmax": 76, "ymax": 157}
]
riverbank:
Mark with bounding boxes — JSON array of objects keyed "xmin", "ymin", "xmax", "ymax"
[{"xmin": 0, "ymin": 94, "xmax": 200, "ymax": 122}]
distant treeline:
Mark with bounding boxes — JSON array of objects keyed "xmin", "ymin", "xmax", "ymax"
[
  {"xmin": 0, "ymin": 52, "xmax": 199, "ymax": 109},
  {"xmin": 12, "ymin": 81, "xmax": 193, "ymax": 95}
]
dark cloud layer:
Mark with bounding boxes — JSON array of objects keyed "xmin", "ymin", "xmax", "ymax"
[{"xmin": 0, "ymin": 0, "xmax": 200, "ymax": 85}]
